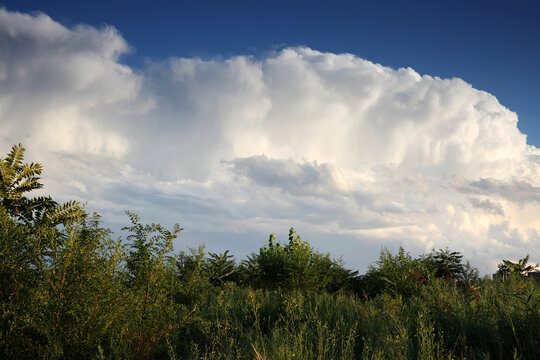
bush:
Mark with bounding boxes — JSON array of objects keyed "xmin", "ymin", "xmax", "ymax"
[{"xmin": 239, "ymin": 228, "xmax": 358, "ymax": 293}]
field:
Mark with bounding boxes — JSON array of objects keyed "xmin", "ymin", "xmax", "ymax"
[{"xmin": 2, "ymin": 144, "xmax": 540, "ymax": 359}]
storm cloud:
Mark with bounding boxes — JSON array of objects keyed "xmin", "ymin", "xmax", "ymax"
[{"xmin": 1, "ymin": 8, "xmax": 539, "ymax": 271}]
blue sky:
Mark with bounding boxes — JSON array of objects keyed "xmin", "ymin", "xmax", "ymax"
[
  {"xmin": 1, "ymin": 1, "xmax": 539, "ymax": 273},
  {"xmin": 4, "ymin": 0, "xmax": 540, "ymax": 146}
]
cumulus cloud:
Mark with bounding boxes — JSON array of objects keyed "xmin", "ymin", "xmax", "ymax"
[
  {"xmin": 1, "ymin": 8, "xmax": 540, "ymax": 272},
  {"xmin": 0, "ymin": 8, "xmax": 148, "ymax": 158},
  {"xmin": 227, "ymin": 155, "xmax": 349, "ymax": 195}
]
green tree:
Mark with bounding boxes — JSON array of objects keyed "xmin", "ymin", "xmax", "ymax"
[
  {"xmin": 34, "ymin": 214, "xmax": 128, "ymax": 359},
  {"xmin": 0, "ymin": 142, "xmax": 129, "ymax": 359},
  {"xmin": 0, "ymin": 206, "xmax": 41, "ymax": 359},
  {"xmin": 0, "ymin": 143, "xmax": 84, "ymax": 227},
  {"xmin": 205, "ymin": 250, "xmax": 237, "ymax": 286},
  {"xmin": 240, "ymin": 228, "xmax": 356, "ymax": 293},
  {"xmin": 498, "ymin": 255, "xmax": 538, "ymax": 277},
  {"xmin": 361, "ymin": 247, "xmax": 432, "ymax": 298},
  {"xmin": 173, "ymin": 245, "xmax": 214, "ymax": 307},
  {"xmin": 123, "ymin": 211, "xmax": 182, "ymax": 358},
  {"xmin": 427, "ymin": 248, "xmax": 466, "ymax": 282}
]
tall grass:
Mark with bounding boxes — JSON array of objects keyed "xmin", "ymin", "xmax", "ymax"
[{"xmin": 168, "ymin": 277, "xmax": 540, "ymax": 360}]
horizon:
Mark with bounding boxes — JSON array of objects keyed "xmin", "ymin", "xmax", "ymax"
[{"xmin": 0, "ymin": 2, "xmax": 539, "ymax": 274}]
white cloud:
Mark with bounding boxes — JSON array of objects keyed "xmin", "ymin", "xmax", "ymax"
[
  {"xmin": 1, "ymin": 8, "xmax": 540, "ymax": 272},
  {"xmin": 0, "ymin": 8, "xmax": 146, "ymax": 158}
]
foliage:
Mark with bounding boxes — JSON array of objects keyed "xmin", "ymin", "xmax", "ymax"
[
  {"xmin": 0, "ymin": 208, "xmax": 129, "ymax": 359},
  {"xmin": 425, "ymin": 248, "xmax": 467, "ymax": 282},
  {"xmin": 123, "ymin": 211, "xmax": 183, "ymax": 358},
  {"xmin": 240, "ymin": 228, "xmax": 358, "ymax": 293},
  {"xmin": 360, "ymin": 247, "xmax": 433, "ymax": 298},
  {"xmin": 2, "ymin": 143, "xmax": 540, "ymax": 359},
  {"xmin": 205, "ymin": 250, "xmax": 238, "ymax": 286},
  {"xmin": 173, "ymin": 245, "xmax": 215, "ymax": 307},
  {"xmin": 0, "ymin": 143, "xmax": 84, "ymax": 228},
  {"xmin": 498, "ymin": 255, "xmax": 538, "ymax": 277}
]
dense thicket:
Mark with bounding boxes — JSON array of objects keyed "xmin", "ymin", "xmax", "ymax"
[{"xmin": 1, "ymin": 144, "xmax": 540, "ymax": 359}]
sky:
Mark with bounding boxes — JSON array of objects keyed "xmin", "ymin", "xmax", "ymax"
[{"xmin": 0, "ymin": 1, "xmax": 539, "ymax": 273}]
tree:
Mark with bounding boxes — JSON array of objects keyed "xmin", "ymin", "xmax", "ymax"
[
  {"xmin": 0, "ymin": 143, "xmax": 84, "ymax": 227},
  {"xmin": 498, "ymin": 255, "xmax": 538, "ymax": 277},
  {"xmin": 427, "ymin": 248, "xmax": 466, "ymax": 282},
  {"xmin": 240, "ymin": 228, "xmax": 357, "ymax": 293},
  {"xmin": 204, "ymin": 250, "xmax": 237, "ymax": 286},
  {"xmin": 361, "ymin": 247, "xmax": 432, "ymax": 298},
  {"xmin": 123, "ymin": 211, "xmax": 183, "ymax": 358},
  {"xmin": 0, "ymin": 145, "xmax": 126, "ymax": 359}
]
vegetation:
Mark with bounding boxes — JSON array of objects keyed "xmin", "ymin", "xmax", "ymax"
[
  {"xmin": 1, "ymin": 144, "xmax": 540, "ymax": 359},
  {"xmin": 498, "ymin": 255, "xmax": 538, "ymax": 277}
]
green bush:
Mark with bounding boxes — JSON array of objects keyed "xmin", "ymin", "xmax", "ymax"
[{"xmin": 239, "ymin": 228, "xmax": 358, "ymax": 293}]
